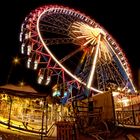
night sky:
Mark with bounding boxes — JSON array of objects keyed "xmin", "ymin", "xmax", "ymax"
[{"xmin": 0, "ymin": 0, "xmax": 140, "ymax": 90}]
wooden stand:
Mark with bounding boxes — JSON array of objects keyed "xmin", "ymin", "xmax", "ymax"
[{"xmin": 56, "ymin": 121, "xmax": 78, "ymax": 140}]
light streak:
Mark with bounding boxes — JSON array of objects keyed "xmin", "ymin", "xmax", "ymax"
[
  {"xmin": 83, "ymin": 38, "xmax": 94, "ymax": 46},
  {"xmin": 87, "ymin": 34, "xmax": 101, "ymax": 88}
]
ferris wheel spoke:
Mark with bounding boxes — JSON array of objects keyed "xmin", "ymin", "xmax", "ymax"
[
  {"xmin": 44, "ymin": 38, "xmax": 76, "ymax": 46},
  {"xmin": 51, "ymin": 14, "xmax": 71, "ymax": 27},
  {"xmin": 59, "ymin": 46, "xmax": 85, "ymax": 64},
  {"xmin": 99, "ymin": 49, "xmax": 127, "ymax": 88},
  {"xmin": 103, "ymin": 37, "xmax": 128, "ymax": 73},
  {"xmin": 42, "ymin": 15, "xmax": 69, "ymax": 29},
  {"xmin": 87, "ymin": 34, "xmax": 101, "ymax": 89},
  {"xmin": 102, "ymin": 37, "xmax": 136, "ymax": 91},
  {"xmin": 109, "ymin": 61, "xmax": 126, "ymax": 85},
  {"xmin": 42, "ymin": 13, "xmax": 69, "ymax": 26},
  {"xmin": 54, "ymin": 14, "xmax": 72, "ymax": 25},
  {"xmin": 62, "ymin": 13, "xmax": 78, "ymax": 23},
  {"xmin": 96, "ymin": 61, "xmax": 106, "ymax": 90},
  {"xmin": 97, "ymin": 56, "xmax": 126, "ymax": 89},
  {"xmin": 40, "ymin": 24, "xmax": 68, "ymax": 36}
]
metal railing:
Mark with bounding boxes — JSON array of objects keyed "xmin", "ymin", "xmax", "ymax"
[{"xmin": 115, "ymin": 110, "xmax": 140, "ymax": 127}]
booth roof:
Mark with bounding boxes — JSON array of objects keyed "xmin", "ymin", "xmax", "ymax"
[
  {"xmin": 0, "ymin": 84, "xmax": 48, "ymax": 97},
  {"xmin": 0, "ymin": 84, "xmax": 37, "ymax": 93}
]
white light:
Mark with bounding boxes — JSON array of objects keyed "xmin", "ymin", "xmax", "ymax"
[
  {"xmin": 64, "ymin": 91, "xmax": 67, "ymax": 97},
  {"xmin": 21, "ymin": 43, "xmax": 25, "ymax": 54},
  {"xmin": 27, "ymin": 58, "xmax": 31, "ymax": 68},
  {"xmin": 76, "ymin": 35, "xmax": 88, "ymax": 39},
  {"xmin": 121, "ymin": 57, "xmax": 124, "ymax": 60},
  {"xmin": 34, "ymin": 60, "xmax": 38, "ymax": 70},
  {"xmin": 53, "ymin": 90, "xmax": 61, "ymax": 97},
  {"xmin": 87, "ymin": 34, "xmax": 101, "ymax": 88},
  {"xmin": 25, "ymin": 33, "xmax": 29, "ymax": 39},
  {"xmin": 37, "ymin": 75, "xmax": 43, "ymax": 84},
  {"xmin": 127, "ymin": 89, "xmax": 131, "ymax": 93},
  {"xmin": 21, "ymin": 43, "xmax": 25, "ymax": 47},
  {"xmin": 21, "ymin": 47, "xmax": 24, "ymax": 54},
  {"xmin": 117, "ymin": 87, "xmax": 121, "ymax": 91},
  {"xmin": 108, "ymin": 37, "xmax": 111, "ymax": 40},
  {"xmin": 111, "ymin": 41, "xmax": 115, "ymax": 45},
  {"xmin": 112, "ymin": 91, "xmax": 120, "ymax": 96},
  {"xmin": 25, "ymin": 17, "xmax": 28, "ymax": 21},
  {"xmin": 21, "ymin": 24, "xmax": 24, "ymax": 32},
  {"xmin": 83, "ymin": 38, "xmax": 94, "ymax": 46},
  {"xmin": 19, "ymin": 32, "xmax": 23, "ymax": 42},
  {"xmin": 73, "ymin": 30, "xmax": 81, "ymax": 33},
  {"xmin": 29, "ymin": 18, "xmax": 32, "ymax": 22},
  {"xmin": 27, "ymin": 45, "xmax": 32, "ymax": 55},
  {"xmin": 122, "ymin": 97, "xmax": 129, "ymax": 106},
  {"xmin": 40, "ymin": 101, "xmax": 43, "ymax": 106},
  {"xmin": 33, "ymin": 14, "xmax": 36, "ymax": 19},
  {"xmin": 26, "ymin": 24, "xmax": 29, "ymax": 28},
  {"xmin": 45, "ymin": 76, "xmax": 51, "ymax": 85},
  {"xmin": 118, "ymin": 52, "xmax": 122, "ymax": 55}
]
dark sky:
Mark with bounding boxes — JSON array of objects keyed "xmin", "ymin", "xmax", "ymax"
[{"xmin": 0, "ymin": 0, "xmax": 140, "ymax": 88}]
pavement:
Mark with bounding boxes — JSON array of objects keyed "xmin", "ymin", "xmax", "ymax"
[
  {"xmin": 0, "ymin": 123, "xmax": 56, "ymax": 140},
  {"xmin": 0, "ymin": 122, "xmax": 140, "ymax": 140}
]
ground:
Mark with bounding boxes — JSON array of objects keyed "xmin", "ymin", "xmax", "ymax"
[{"xmin": 0, "ymin": 123, "xmax": 140, "ymax": 140}]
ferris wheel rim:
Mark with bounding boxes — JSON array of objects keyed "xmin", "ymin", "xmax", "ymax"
[{"xmin": 21, "ymin": 5, "xmax": 136, "ymax": 94}]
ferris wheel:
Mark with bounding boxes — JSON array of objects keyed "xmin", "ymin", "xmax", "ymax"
[{"xmin": 20, "ymin": 5, "xmax": 136, "ymax": 103}]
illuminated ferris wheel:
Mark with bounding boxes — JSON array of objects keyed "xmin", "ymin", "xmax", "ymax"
[{"xmin": 20, "ymin": 5, "xmax": 136, "ymax": 103}]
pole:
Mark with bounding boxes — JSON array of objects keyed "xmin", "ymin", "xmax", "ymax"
[
  {"xmin": 8, "ymin": 96, "xmax": 12, "ymax": 129},
  {"xmin": 6, "ymin": 65, "xmax": 13, "ymax": 84},
  {"xmin": 6, "ymin": 57, "xmax": 20, "ymax": 84},
  {"xmin": 41, "ymin": 97, "xmax": 46, "ymax": 140},
  {"xmin": 130, "ymin": 95, "xmax": 136, "ymax": 125},
  {"xmin": 41, "ymin": 110, "xmax": 44, "ymax": 140},
  {"xmin": 111, "ymin": 91, "xmax": 116, "ymax": 125},
  {"xmin": 45, "ymin": 100, "xmax": 48, "ymax": 135}
]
